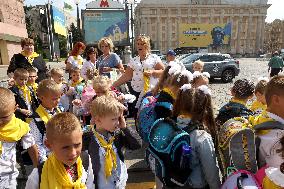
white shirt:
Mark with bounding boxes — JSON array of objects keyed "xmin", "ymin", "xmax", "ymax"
[
  {"xmin": 81, "ymin": 60, "xmax": 96, "ymax": 80},
  {"xmin": 0, "ymin": 132, "xmax": 35, "ymax": 181},
  {"xmin": 68, "ymin": 55, "xmax": 83, "ymax": 69},
  {"xmin": 25, "ymin": 155, "xmax": 95, "ymax": 189},
  {"xmin": 95, "ymin": 133, "xmax": 128, "ymax": 189}
]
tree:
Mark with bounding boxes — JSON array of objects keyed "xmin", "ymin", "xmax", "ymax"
[
  {"xmin": 24, "ymin": 6, "xmax": 34, "ymax": 38},
  {"xmin": 58, "ymin": 35, "xmax": 68, "ymax": 58},
  {"xmin": 69, "ymin": 23, "xmax": 84, "ymax": 45},
  {"xmin": 264, "ymin": 19, "xmax": 284, "ymax": 54}
]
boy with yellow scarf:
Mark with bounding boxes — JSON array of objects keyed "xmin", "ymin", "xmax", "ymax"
[
  {"xmin": 27, "ymin": 68, "xmax": 39, "ymax": 93},
  {"xmin": 29, "ymin": 79, "xmax": 62, "ymax": 162},
  {"xmin": 0, "ymin": 87, "xmax": 38, "ymax": 189},
  {"xmin": 26, "ymin": 112, "xmax": 94, "ymax": 189},
  {"xmin": 9, "ymin": 68, "xmax": 39, "ymax": 122},
  {"xmin": 250, "ymin": 75, "xmax": 284, "ymax": 169},
  {"xmin": 87, "ymin": 95, "xmax": 142, "ymax": 189}
]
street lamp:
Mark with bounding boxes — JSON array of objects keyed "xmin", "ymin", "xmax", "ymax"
[
  {"xmin": 74, "ymin": 0, "xmax": 80, "ymax": 30},
  {"xmin": 125, "ymin": 0, "xmax": 136, "ymax": 56}
]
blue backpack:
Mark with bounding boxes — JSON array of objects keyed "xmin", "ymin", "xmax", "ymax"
[
  {"xmin": 145, "ymin": 118, "xmax": 195, "ymax": 187},
  {"xmin": 137, "ymin": 96, "xmax": 172, "ymax": 142}
]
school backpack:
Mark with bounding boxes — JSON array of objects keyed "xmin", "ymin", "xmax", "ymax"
[
  {"xmin": 218, "ymin": 117, "xmax": 258, "ymax": 177},
  {"xmin": 221, "ymin": 170, "xmax": 262, "ymax": 189},
  {"xmin": 145, "ymin": 118, "xmax": 195, "ymax": 187},
  {"xmin": 137, "ymin": 96, "xmax": 172, "ymax": 142}
]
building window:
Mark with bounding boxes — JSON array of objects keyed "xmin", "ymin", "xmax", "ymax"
[
  {"xmin": 161, "ymin": 9, "xmax": 168, "ymax": 14},
  {"xmin": 172, "ymin": 33, "xmax": 176, "ymax": 39},
  {"xmin": 181, "ymin": 9, "xmax": 187, "ymax": 15},
  {"xmin": 0, "ymin": 11, "xmax": 3, "ymax": 22},
  {"xmin": 150, "ymin": 9, "xmax": 157, "ymax": 15},
  {"xmin": 162, "ymin": 26, "xmax": 166, "ymax": 31},
  {"xmin": 171, "ymin": 9, "xmax": 177, "ymax": 14}
]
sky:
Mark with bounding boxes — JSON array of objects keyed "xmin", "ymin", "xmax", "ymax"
[{"xmin": 24, "ymin": 0, "xmax": 283, "ymax": 23}]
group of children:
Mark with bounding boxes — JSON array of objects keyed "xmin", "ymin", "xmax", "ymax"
[{"xmin": 0, "ymin": 55, "xmax": 284, "ymax": 189}]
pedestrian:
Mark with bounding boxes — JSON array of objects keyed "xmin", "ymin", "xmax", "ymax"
[
  {"xmin": 97, "ymin": 37, "xmax": 124, "ymax": 78},
  {"xmin": 7, "ymin": 38, "xmax": 48, "ymax": 82},
  {"xmin": 25, "ymin": 112, "xmax": 95, "ymax": 188},
  {"xmin": 66, "ymin": 42, "xmax": 86, "ymax": 71},
  {"xmin": 0, "ymin": 87, "xmax": 38, "ymax": 189},
  {"xmin": 112, "ymin": 35, "xmax": 165, "ymax": 117},
  {"xmin": 87, "ymin": 95, "xmax": 142, "ymax": 189},
  {"xmin": 268, "ymin": 51, "xmax": 284, "ymax": 77},
  {"xmin": 81, "ymin": 47, "xmax": 98, "ymax": 81}
]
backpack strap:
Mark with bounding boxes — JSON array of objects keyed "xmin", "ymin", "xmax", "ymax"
[
  {"xmin": 38, "ymin": 152, "xmax": 89, "ymax": 186},
  {"xmin": 254, "ymin": 121, "xmax": 284, "ymax": 130}
]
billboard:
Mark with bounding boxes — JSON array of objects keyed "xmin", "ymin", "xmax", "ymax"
[
  {"xmin": 52, "ymin": 6, "xmax": 67, "ymax": 37},
  {"xmin": 83, "ymin": 10, "xmax": 129, "ymax": 45},
  {"xmin": 179, "ymin": 23, "xmax": 231, "ymax": 48}
]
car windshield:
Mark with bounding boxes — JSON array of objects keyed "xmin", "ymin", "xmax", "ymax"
[{"xmin": 180, "ymin": 54, "xmax": 200, "ymax": 64}]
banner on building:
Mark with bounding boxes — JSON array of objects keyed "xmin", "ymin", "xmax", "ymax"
[
  {"xmin": 83, "ymin": 10, "xmax": 129, "ymax": 45},
  {"xmin": 52, "ymin": 6, "xmax": 67, "ymax": 37},
  {"xmin": 179, "ymin": 23, "xmax": 231, "ymax": 48}
]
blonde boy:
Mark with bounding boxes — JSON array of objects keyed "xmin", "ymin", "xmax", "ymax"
[
  {"xmin": 29, "ymin": 79, "xmax": 62, "ymax": 162},
  {"xmin": 192, "ymin": 60, "xmax": 205, "ymax": 72},
  {"xmin": 250, "ymin": 78, "xmax": 268, "ymax": 115},
  {"xmin": 0, "ymin": 87, "xmax": 38, "ymax": 189},
  {"xmin": 87, "ymin": 95, "xmax": 142, "ymax": 189},
  {"xmin": 26, "ymin": 112, "xmax": 94, "ymax": 188},
  {"xmin": 27, "ymin": 68, "xmax": 38, "ymax": 93},
  {"xmin": 9, "ymin": 68, "xmax": 38, "ymax": 122}
]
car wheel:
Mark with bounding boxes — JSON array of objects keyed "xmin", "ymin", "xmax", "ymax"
[{"xmin": 221, "ymin": 69, "xmax": 235, "ymax": 83}]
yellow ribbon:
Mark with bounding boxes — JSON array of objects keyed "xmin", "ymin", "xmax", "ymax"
[
  {"xmin": 27, "ymin": 83, "xmax": 38, "ymax": 93},
  {"xmin": 93, "ymin": 130, "xmax": 117, "ymax": 178},
  {"xmin": 35, "ymin": 105, "xmax": 51, "ymax": 125},
  {"xmin": 16, "ymin": 84, "xmax": 31, "ymax": 103},
  {"xmin": 0, "ymin": 114, "xmax": 30, "ymax": 155},
  {"xmin": 74, "ymin": 56, "xmax": 83, "ymax": 65},
  {"xmin": 21, "ymin": 51, "xmax": 39, "ymax": 64},
  {"xmin": 250, "ymin": 100, "xmax": 267, "ymax": 113},
  {"xmin": 143, "ymin": 74, "xmax": 150, "ymax": 93},
  {"xmin": 40, "ymin": 153, "xmax": 86, "ymax": 189},
  {"xmin": 71, "ymin": 79, "xmax": 83, "ymax": 87},
  {"xmin": 163, "ymin": 87, "xmax": 176, "ymax": 100}
]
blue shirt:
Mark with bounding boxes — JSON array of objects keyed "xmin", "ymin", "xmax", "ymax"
[{"xmin": 98, "ymin": 53, "xmax": 120, "ymax": 77}]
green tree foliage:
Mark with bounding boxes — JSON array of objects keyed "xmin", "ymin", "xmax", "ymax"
[
  {"xmin": 69, "ymin": 23, "xmax": 83, "ymax": 45},
  {"xmin": 24, "ymin": 6, "xmax": 34, "ymax": 38},
  {"xmin": 59, "ymin": 35, "xmax": 68, "ymax": 58}
]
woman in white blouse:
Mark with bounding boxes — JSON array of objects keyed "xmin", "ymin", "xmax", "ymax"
[
  {"xmin": 66, "ymin": 42, "xmax": 86, "ymax": 71},
  {"xmin": 113, "ymin": 35, "xmax": 165, "ymax": 117},
  {"xmin": 81, "ymin": 47, "xmax": 98, "ymax": 80}
]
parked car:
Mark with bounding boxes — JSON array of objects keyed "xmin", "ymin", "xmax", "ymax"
[{"xmin": 180, "ymin": 53, "xmax": 240, "ymax": 83}]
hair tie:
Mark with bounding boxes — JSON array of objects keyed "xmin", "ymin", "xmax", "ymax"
[
  {"xmin": 193, "ymin": 71, "xmax": 202, "ymax": 79},
  {"xmin": 168, "ymin": 64, "xmax": 181, "ymax": 76},
  {"xmin": 198, "ymin": 85, "xmax": 212, "ymax": 95},
  {"xmin": 180, "ymin": 84, "xmax": 192, "ymax": 91},
  {"xmin": 177, "ymin": 70, "xmax": 193, "ymax": 82}
]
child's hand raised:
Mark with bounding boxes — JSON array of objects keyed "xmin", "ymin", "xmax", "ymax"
[{"xmin": 118, "ymin": 112, "xmax": 126, "ymax": 129}]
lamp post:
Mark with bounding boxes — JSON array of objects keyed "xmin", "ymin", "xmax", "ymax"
[
  {"xmin": 74, "ymin": 0, "xmax": 80, "ymax": 30},
  {"xmin": 125, "ymin": 0, "xmax": 136, "ymax": 56}
]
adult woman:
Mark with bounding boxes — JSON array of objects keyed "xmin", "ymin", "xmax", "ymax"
[
  {"xmin": 81, "ymin": 47, "xmax": 98, "ymax": 80},
  {"xmin": 113, "ymin": 35, "xmax": 165, "ymax": 116},
  {"xmin": 66, "ymin": 42, "xmax": 86, "ymax": 71},
  {"xmin": 7, "ymin": 38, "xmax": 48, "ymax": 82},
  {"xmin": 97, "ymin": 37, "xmax": 124, "ymax": 78}
]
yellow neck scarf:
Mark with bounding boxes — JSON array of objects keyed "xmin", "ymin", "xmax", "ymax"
[
  {"xmin": 36, "ymin": 105, "xmax": 51, "ymax": 125},
  {"xmin": 71, "ymin": 79, "xmax": 83, "ymax": 87},
  {"xmin": 21, "ymin": 51, "xmax": 39, "ymax": 64},
  {"xmin": 250, "ymin": 100, "xmax": 267, "ymax": 112},
  {"xmin": 231, "ymin": 98, "xmax": 247, "ymax": 106},
  {"xmin": 93, "ymin": 130, "xmax": 117, "ymax": 178},
  {"xmin": 27, "ymin": 83, "xmax": 38, "ymax": 93},
  {"xmin": 163, "ymin": 87, "xmax": 176, "ymax": 100},
  {"xmin": 40, "ymin": 153, "xmax": 86, "ymax": 189},
  {"xmin": 0, "ymin": 115, "xmax": 29, "ymax": 155},
  {"xmin": 16, "ymin": 84, "xmax": 31, "ymax": 103},
  {"xmin": 74, "ymin": 56, "xmax": 83, "ymax": 65}
]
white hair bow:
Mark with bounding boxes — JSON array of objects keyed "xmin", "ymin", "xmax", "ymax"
[
  {"xmin": 198, "ymin": 85, "xmax": 212, "ymax": 95},
  {"xmin": 180, "ymin": 84, "xmax": 192, "ymax": 91},
  {"xmin": 257, "ymin": 76, "xmax": 269, "ymax": 82}
]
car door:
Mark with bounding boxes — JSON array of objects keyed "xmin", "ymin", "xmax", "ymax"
[{"xmin": 208, "ymin": 55, "xmax": 224, "ymax": 77}]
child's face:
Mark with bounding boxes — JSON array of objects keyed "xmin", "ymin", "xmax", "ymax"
[
  {"xmin": 45, "ymin": 129, "xmax": 82, "ymax": 167},
  {"xmin": 52, "ymin": 73, "xmax": 64, "ymax": 84},
  {"xmin": 14, "ymin": 75, "xmax": 28, "ymax": 87},
  {"xmin": 39, "ymin": 91, "xmax": 61, "ymax": 110},
  {"xmin": 94, "ymin": 113, "xmax": 121, "ymax": 133},
  {"xmin": 71, "ymin": 71, "xmax": 80, "ymax": 82},
  {"xmin": 166, "ymin": 55, "xmax": 175, "ymax": 62},
  {"xmin": 0, "ymin": 101, "xmax": 16, "ymax": 127},
  {"xmin": 193, "ymin": 64, "xmax": 203, "ymax": 72},
  {"xmin": 255, "ymin": 92, "xmax": 266, "ymax": 105},
  {"xmin": 28, "ymin": 72, "xmax": 37, "ymax": 84}
]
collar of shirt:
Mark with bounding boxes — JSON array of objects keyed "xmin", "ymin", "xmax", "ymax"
[{"xmin": 267, "ymin": 112, "xmax": 284, "ymax": 124}]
